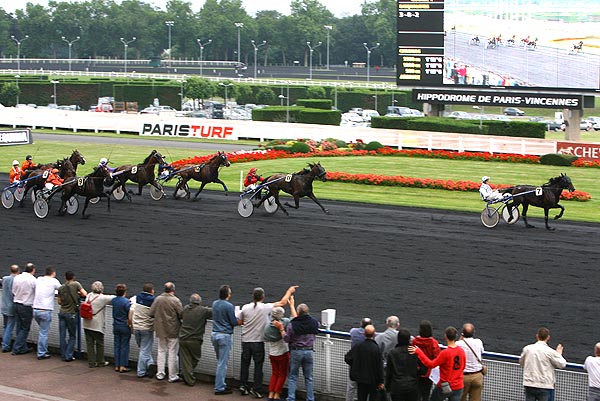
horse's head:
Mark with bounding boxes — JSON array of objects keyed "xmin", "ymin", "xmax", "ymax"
[
  {"xmin": 59, "ymin": 159, "xmax": 76, "ymax": 179},
  {"xmin": 218, "ymin": 151, "xmax": 231, "ymax": 167},
  {"xmin": 94, "ymin": 163, "xmax": 112, "ymax": 178},
  {"xmin": 558, "ymin": 173, "xmax": 575, "ymax": 192},
  {"xmin": 71, "ymin": 149, "xmax": 86, "ymax": 166},
  {"xmin": 311, "ymin": 162, "xmax": 327, "ymax": 181}
]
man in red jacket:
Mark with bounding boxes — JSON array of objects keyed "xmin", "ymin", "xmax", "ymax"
[
  {"xmin": 409, "ymin": 326, "xmax": 466, "ymax": 401},
  {"xmin": 243, "ymin": 167, "xmax": 263, "ymax": 189}
]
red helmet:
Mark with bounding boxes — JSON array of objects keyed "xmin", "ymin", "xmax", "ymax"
[{"xmin": 249, "ymin": 167, "xmax": 257, "ymax": 174}]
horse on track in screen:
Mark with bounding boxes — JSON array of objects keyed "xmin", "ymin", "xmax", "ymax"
[
  {"xmin": 58, "ymin": 164, "xmax": 112, "ymax": 219},
  {"xmin": 257, "ymin": 162, "xmax": 329, "ymax": 216},
  {"xmin": 502, "ymin": 173, "xmax": 575, "ymax": 231},
  {"xmin": 109, "ymin": 149, "xmax": 163, "ymax": 201},
  {"xmin": 20, "ymin": 149, "xmax": 86, "ymax": 206},
  {"xmin": 171, "ymin": 151, "xmax": 231, "ymax": 200}
]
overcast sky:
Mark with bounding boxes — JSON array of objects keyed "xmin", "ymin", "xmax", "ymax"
[{"xmin": 2, "ymin": 0, "xmax": 366, "ymax": 18}]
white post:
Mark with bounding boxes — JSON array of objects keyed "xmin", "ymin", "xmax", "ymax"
[
  {"xmin": 428, "ymin": 134, "xmax": 433, "ymax": 151},
  {"xmin": 240, "ymin": 170, "xmax": 244, "ymax": 192},
  {"xmin": 458, "ymin": 136, "xmax": 464, "ymax": 153}
]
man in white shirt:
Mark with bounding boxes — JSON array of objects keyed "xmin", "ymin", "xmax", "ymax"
[
  {"xmin": 479, "ymin": 176, "xmax": 507, "ymax": 202},
  {"xmin": 238, "ymin": 285, "xmax": 297, "ymax": 398},
  {"xmin": 11, "ymin": 262, "xmax": 37, "ymax": 355},
  {"xmin": 457, "ymin": 323, "xmax": 485, "ymax": 401},
  {"xmin": 519, "ymin": 327, "xmax": 566, "ymax": 401},
  {"xmin": 32, "ymin": 266, "xmax": 61, "ymax": 360},
  {"xmin": 584, "ymin": 343, "xmax": 600, "ymax": 401}
]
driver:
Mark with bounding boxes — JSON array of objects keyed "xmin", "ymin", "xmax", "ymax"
[
  {"xmin": 98, "ymin": 157, "xmax": 116, "ymax": 174},
  {"xmin": 479, "ymin": 176, "xmax": 509, "ymax": 202},
  {"xmin": 21, "ymin": 155, "xmax": 35, "ymax": 173},
  {"xmin": 45, "ymin": 168, "xmax": 64, "ymax": 190},
  {"xmin": 9, "ymin": 160, "xmax": 21, "ymax": 183},
  {"xmin": 243, "ymin": 167, "xmax": 263, "ymax": 190}
]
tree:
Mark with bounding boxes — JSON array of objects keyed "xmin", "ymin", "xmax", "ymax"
[
  {"xmin": 0, "ymin": 82, "xmax": 19, "ymax": 106},
  {"xmin": 256, "ymin": 87, "xmax": 276, "ymax": 105},
  {"xmin": 185, "ymin": 77, "xmax": 216, "ymax": 107},
  {"xmin": 307, "ymin": 86, "xmax": 326, "ymax": 99}
]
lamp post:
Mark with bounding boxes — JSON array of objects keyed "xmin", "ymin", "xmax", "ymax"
[
  {"xmin": 15, "ymin": 75, "xmax": 20, "ymax": 105},
  {"xmin": 196, "ymin": 39, "xmax": 212, "ymax": 76},
  {"xmin": 120, "ymin": 37, "xmax": 136, "ymax": 74},
  {"xmin": 234, "ymin": 22, "xmax": 244, "ymax": 64},
  {"xmin": 61, "ymin": 35, "xmax": 80, "ymax": 72},
  {"xmin": 363, "ymin": 42, "xmax": 380, "ymax": 82},
  {"xmin": 51, "ymin": 80, "xmax": 59, "ymax": 106},
  {"xmin": 178, "ymin": 78, "xmax": 186, "ymax": 111},
  {"xmin": 277, "ymin": 82, "xmax": 290, "ymax": 123},
  {"xmin": 165, "ymin": 20, "xmax": 174, "ymax": 66},
  {"xmin": 219, "ymin": 82, "xmax": 233, "ymax": 116},
  {"xmin": 251, "ymin": 40, "xmax": 266, "ymax": 79},
  {"xmin": 11, "ymin": 35, "xmax": 29, "ymax": 72},
  {"xmin": 324, "ymin": 25, "xmax": 332, "ymax": 70},
  {"xmin": 307, "ymin": 41, "xmax": 322, "ymax": 80}
]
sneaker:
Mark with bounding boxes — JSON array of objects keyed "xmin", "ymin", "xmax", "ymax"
[
  {"xmin": 37, "ymin": 354, "xmax": 51, "ymax": 360},
  {"xmin": 249, "ymin": 389, "xmax": 263, "ymax": 399},
  {"xmin": 215, "ymin": 388, "xmax": 233, "ymax": 395},
  {"xmin": 156, "ymin": 372, "xmax": 166, "ymax": 380},
  {"xmin": 240, "ymin": 386, "xmax": 250, "ymax": 396},
  {"xmin": 168, "ymin": 376, "xmax": 182, "ymax": 383},
  {"xmin": 97, "ymin": 361, "xmax": 110, "ymax": 367}
]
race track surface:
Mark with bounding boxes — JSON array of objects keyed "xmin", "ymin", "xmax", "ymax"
[{"xmin": 3, "ymin": 183, "xmax": 600, "ymax": 362}]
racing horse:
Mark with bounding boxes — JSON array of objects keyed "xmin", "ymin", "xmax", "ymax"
[
  {"xmin": 502, "ymin": 173, "xmax": 575, "ymax": 231},
  {"xmin": 171, "ymin": 151, "xmax": 231, "ymax": 200},
  {"xmin": 20, "ymin": 149, "xmax": 86, "ymax": 206},
  {"xmin": 109, "ymin": 149, "xmax": 163, "ymax": 201},
  {"xmin": 257, "ymin": 162, "xmax": 328, "ymax": 216},
  {"xmin": 58, "ymin": 164, "xmax": 112, "ymax": 219}
]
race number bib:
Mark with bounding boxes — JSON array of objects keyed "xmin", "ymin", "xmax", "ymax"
[
  {"xmin": 285, "ymin": 174, "xmax": 293, "ymax": 182},
  {"xmin": 42, "ymin": 170, "xmax": 49, "ymax": 179},
  {"xmin": 194, "ymin": 166, "xmax": 201, "ymax": 173},
  {"xmin": 77, "ymin": 177, "xmax": 85, "ymax": 187},
  {"xmin": 535, "ymin": 187, "xmax": 543, "ymax": 196},
  {"xmin": 132, "ymin": 166, "xmax": 138, "ymax": 174}
]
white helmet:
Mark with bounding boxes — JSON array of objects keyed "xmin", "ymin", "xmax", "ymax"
[
  {"xmin": 99, "ymin": 158, "xmax": 108, "ymax": 165},
  {"xmin": 482, "ymin": 176, "xmax": 490, "ymax": 182},
  {"xmin": 12, "ymin": 160, "xmax": 19, "ymax": 166}
]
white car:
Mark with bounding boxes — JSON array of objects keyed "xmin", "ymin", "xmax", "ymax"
[
  {"xmin": 586, "ymin": 116, "xmax": 600, "ymax": 130},
  {"xmin": 341, "ymin": 112, "xmax": 366, "ymax": 126},
  {"xmin": 447, "ymin": 111, "xmax": 470, "ymax": 119},
  {"xmin": 361, "ymin": 109, "xmax": 380, "ymax": 122}
]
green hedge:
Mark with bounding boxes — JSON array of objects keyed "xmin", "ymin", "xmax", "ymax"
[
  {"xmin": 297, "ymin": 99, "xmax": 332, "ymax": 110},
  {"xmin": 540, "ymin": 153, "xmax": 578, "ymax": 166},
  {"xmin": 252, "ymin": 106, "xmax": 304, "ymax": 123},
  {"xmin": 298, "ymin": 109, "xmax": 341, "ymax": 125}
]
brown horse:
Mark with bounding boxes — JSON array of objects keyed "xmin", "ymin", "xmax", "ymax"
[
  {"xmin": 109, "ymin": 150, "xmax": 163, "ymax": 201},
  {"xmin": 171, "ymin": 151, "xmax": 231, "ymax": 200},
  {"xmin": 503, "ymin": 173, "xmax": 575, "ymax": 231},
  {"xmin": 58, "ymin": 164, "xmax": 112, "ymax": 219},
  {"xmin": 257, "ymin": 162, "xmax": 328, "ymax": 216}
]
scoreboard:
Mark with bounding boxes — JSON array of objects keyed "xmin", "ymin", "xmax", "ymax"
[{"xmin": 397, "ymin": 0, "xmax": 445, "ymax": 86}]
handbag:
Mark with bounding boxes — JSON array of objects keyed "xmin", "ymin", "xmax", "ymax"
[{"xmin": 463, "ymin": 339, "xmax": 488, "ymax": 375}]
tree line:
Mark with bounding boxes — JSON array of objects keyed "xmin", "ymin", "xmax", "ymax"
[{"xmin": 0, "ymin": 0, "xmax": 397, "ymax": 68}]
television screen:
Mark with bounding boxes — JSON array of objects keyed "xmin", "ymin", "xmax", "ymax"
[{"xmin": 397, "ymin": 0, "xmax": 600, "ymax": 91}]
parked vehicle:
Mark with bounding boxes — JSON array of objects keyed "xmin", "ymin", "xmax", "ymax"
[
  {"xmin": 447, "ymin": 111, "xmax": 471, "ymax": 119},
  {"xmin": 361, "ymin": 109, "xmax": 380, "ymax": 122},
  {"xmin": 586, "ymin": 116, "xmax": 600, "ymax": 130},
  {"xmin": 387, "ymin": 106, "xmax": 413, "ymax": 116},
  {"xmin": 503, "ymin": 107, "xmax": 525, "ymax": 116}
]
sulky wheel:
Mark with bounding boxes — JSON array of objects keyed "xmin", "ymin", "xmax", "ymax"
[
  {"xmin": 502, "ymin": 205, "xmax": 520, "ymax": 225},
  {"xmin": 480, "ymin": 207, "xmax": 500, "ymax": 228},
  {"xmin": 263, "ymin": 196, "xmax": 278, "ymax": 214},
  {"xmin": 89, "ymin": 196, "xmax": 100, "ymax": 204},
  {"xmin": 66, "ymin": 197, "xmax": 79, "ymax": 215},
  {"xmin": 150, "ymin": 184, "xmax": 164, "ymax": 201},
  {"xmin": 33, "ymin": 198, "xmax": 49, "ymax": 219},
  {"xmin": 1, "ymin": 189, "xmax": 15, "ymax": 209},
  {"xmin": 14, "ymin": 186, "xmax": 24, "ymax": 202},
  {"xmin": 237, "ymin": 198, "xmax": 254, "ymax": 218},
  {"xmin": 113, "ymin": 186, "xmax": 125, "ymax": 201}
]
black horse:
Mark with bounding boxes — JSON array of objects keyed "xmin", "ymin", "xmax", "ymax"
[
  {"xmin": 503, "ymin": 173, "xmax": 575, "ymax": 231},
  {"xmin": 171, "ymin": 151, "xmax": 231, "ymax": 200},
  {"xmin": 257, "ymin": 162, "xmax": 328, "ymax": 216},
  {"xmin": 109, "ymin": 150, "xmax": 163, "ymax": 201},
  {"xmin": 59, "ymin": 164, "xmax": 112, "ymax": 219}
]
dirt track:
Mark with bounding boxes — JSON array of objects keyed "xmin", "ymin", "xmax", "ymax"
[{"xmin": 2, "ymin": 182, "xmax": 600, "ymax": 363}]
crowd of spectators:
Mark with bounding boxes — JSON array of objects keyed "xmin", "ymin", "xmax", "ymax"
[{"xmin": 1, "ymin": 263, "xmax": 600, "ymax": 401}]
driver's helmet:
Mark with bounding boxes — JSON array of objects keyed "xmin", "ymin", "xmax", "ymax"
[
  {"xmin": 52, "ymin": 168, "xmax": 59, "ymax": 174},
  {"xmin": 99, "ymin": 158, "xmax": 108, "ymax": 165},
  {"xmin": 26, "ymin": 155, "xmax": 32, "ymax": 161},
  {"xmin": 249, "ymin": 167, "xmax": 257, "ymax": 174},
  {"xmin": 482, "ymin": 176, "xmax": 490, "ymax": 183},
  {"xmin": 12, "ymin": 160, "xmax": 19, "ymax": 166}
]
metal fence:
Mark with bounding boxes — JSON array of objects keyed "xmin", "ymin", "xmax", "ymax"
[{"xmin": 0, "ymin": 292, "xmax": 589, "ymax": 401}]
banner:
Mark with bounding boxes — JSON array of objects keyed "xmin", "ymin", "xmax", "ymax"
[
  {"xmin": 139, "ymin": 123, "xmax": 237, "ymax": 139},
  {"xmin": 557, "ymin": 141, "xmax": 600, "ymax": 161},
  {"xmin": 0, "ymin": 129, "xmax": 32, "ymax": 146}
]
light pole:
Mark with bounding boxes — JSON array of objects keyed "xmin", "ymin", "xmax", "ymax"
[
  {"xmin": 307, "ymin": 41, "xmax": 322, "ymax": 80},
  {"xmin": 251, "ymin": 40, "xmax": 266, "ymax": 79},
  {"xmin": 219, "ymin": 82, "xmax": 233, "ymax": 116},
  {"xmin": 120, "ymin": 37, "xmax": 136, "ymax": 74},
  {"xmin": 15, "ymin": 75, "xmax": 20, "ymax": 105},
  {"xmin": 234, "ymin": 22, "xmax": 244, "ymax": 64},
  {"xmin": 51, "ymin": 80, "xmax": 59, "ymax": 106},
  {"xmin": 363, "ymin": 42, "xmax": 380, "ymax": 82},
  {"xmin": 277, "ymin": 82, "xmax": 290, "ymax": 123},
  {"xmin": 372, "ymin": 94, "xmax": 378, "ymax": 112},
  {"xmin": 196, "ymin": 39, "xmax": 212, "ymax": 76},
  {"xmin": 324, "ymin": 25, "xmax": 332, "ymax": 70},
  {"xmin": 61, "ymin": 35, "xmax": 80, "ymax": 72},
  {"xmin": 178, "ymin": 79, "xmax": 186, "ymax": 110},
  {"xmin": 165, "ymin": 20, "xmax": 174, "ymax": 66},
  {"xmin": 11, "ymin": 35, "xmax": 29, "ymax": 72}
]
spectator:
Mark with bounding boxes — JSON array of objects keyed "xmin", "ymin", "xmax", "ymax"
[
  {"xmin": 57, "ymin": 271, "xmax": 87, "ymax": 363},
  {"xmin": 82, "ymin": 281, "xmax": 115, "ymax": 367},
  {"xmin": 211, "ymin": 284, "xmax": 240, "ymax": 395},
  {"xmin": 112, "ymin": 283, "xmax": 131, "ymax": 373},
  {"xmin": 11, "ymin": 262, "xmax": 36, "ymax": 355},
  {"xmin": 179, "ymin": 293, "xmax": 212, "ymax": 386},
  {"xmin": 265, "ymin": 297, "xmax": 298, "ymax": 401},
  {"xmin": 129, "ymin": 282, "xmax": 155, "ymax": 378},
  {"xmin": 456, "ymin": 323, "xmax": 484, "ymax": 401},
  {"xmin": 409, "ymin": 326, "xmax": 466, "ymax": 401},
  {"xmin": 386, "ymin": 328, "xmax": 425, "ymax": 401},
  {"xmin": 584, "ymin": 342, "xmax": 600, "ymax": 401},
  {"xmin": 1, "ymin": 264, "xmax": 19, "ymax": 353},
  {"xmin": 149, "ymin": 282, "xmax": 183, "ymax": 383},
  {"xmin": 284, "ymin": 302, "xmax": 320, "ymax": 401},
  {"xmin": 412, "ymin": 320, "xmax": 441, "ymax": 401},
  {"xmin": 519, "ymin": 327, "xmax": 566, "ymax": 401},
  {"xmin": 32, "ymin": 266, "xmax": 61, "ymax": 360},
  {"xmin": 346, "ymin": 317, "xmax": 373, "ymax": 401},
  {"xmin": 376, "ymin": 316, "xmax": 400, "ymax": 367},
  {"xmin": 239, "ymin": 285, "xmax": 297, "ymax": 398},
  {"xmin": 345, "ymin": 325, "xmax": 385, "ymax": 401}
]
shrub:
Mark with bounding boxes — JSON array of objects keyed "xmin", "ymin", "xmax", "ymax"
[
  {"xmin": 290, "ymin": 142, "xmax": 311, "ymax": 153},
  {"xmin": 540, "ymin": 153, "xmax": 578, "ymax": 166},
  {"xmin": 365, "ymin": 141, "xmax": 384, "ymax": 151}
]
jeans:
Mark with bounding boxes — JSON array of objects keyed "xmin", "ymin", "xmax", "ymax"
[
  {"xmin": 211, "ymin": 332, "xmax": 233, "ymax": 392},
  {"xmin": 2, "ymin": 314, "xmax": 16, "ymax": 351},
  {"xmin": 240, "ymin": 341, "xmax": 265, "ymax": 392},
  {"xmin": 33, "ymin": 309, "xmax": 52, "ymax": 357},
  {"xmin": 135, "ymin": 330, "xmax": 155, "ymax": 377},
  {"xmin": 59, "ymin": 312, "xmax": 78, "ymax": 360},
  {"xmin": 287, "ymin": 349, "xmax": 314, "ymax": 401},
  {"xmin": 524, "ymin": 386, "xmax": 551, "ymax": 401},
  {"xmin": 589, "ymin": 386, "xmax": 600, "ymax": 401},
  {"xmin": 113, "ymin": 324, "xmax": 131, "ymax": 368},
  {"xmin": 13, "ymin": 303, "xmax": 33, "ymax": 354},
  {"xmin": 430, "ymin": 386, "xmax": 463, "ymax": 401}
]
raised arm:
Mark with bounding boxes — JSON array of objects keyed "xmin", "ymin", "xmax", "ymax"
[
  {"xmin": 273, "ymin": 285, "xmax": 299, "ymax": 308},
  {"xmin": 289, "ymin": 295, "xmax": 297, "ymax": 318}
]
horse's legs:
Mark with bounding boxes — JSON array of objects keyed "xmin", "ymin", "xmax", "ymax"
[
  {"xmin": 308, "ymin": 193, "xmax": 329, "ymax": 214},
  {"xmin": 554, "ymin": 204, "xmax": 565, "ymax": 220},
  {"xmin": 543, "ymin": 208, "xmax": 555, "ymax": 231},
  {"xmin": 192, "ymin": 183, "xmax": 208, "ymax": 200},
  {"xmin": 215, "ymin": 179, "xmax": 228, "ymax": 196},
  {"xmin": 521, "ymin": 203, "xmax": 534, "ymax": 228},
  {"xmin": 258, "ymin": 189, "xmax": 287, "ymax": 215},
  {"xmin": 137, "ymin": 182, "xmax": 144, "ymax": 196},
  {"xmin": 81, "ymin": 197, "xmax": 92, "ymax": 219},
  {"xmin": 284, "ymin": 195, "xmax": 301, "ymax": 210}
]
